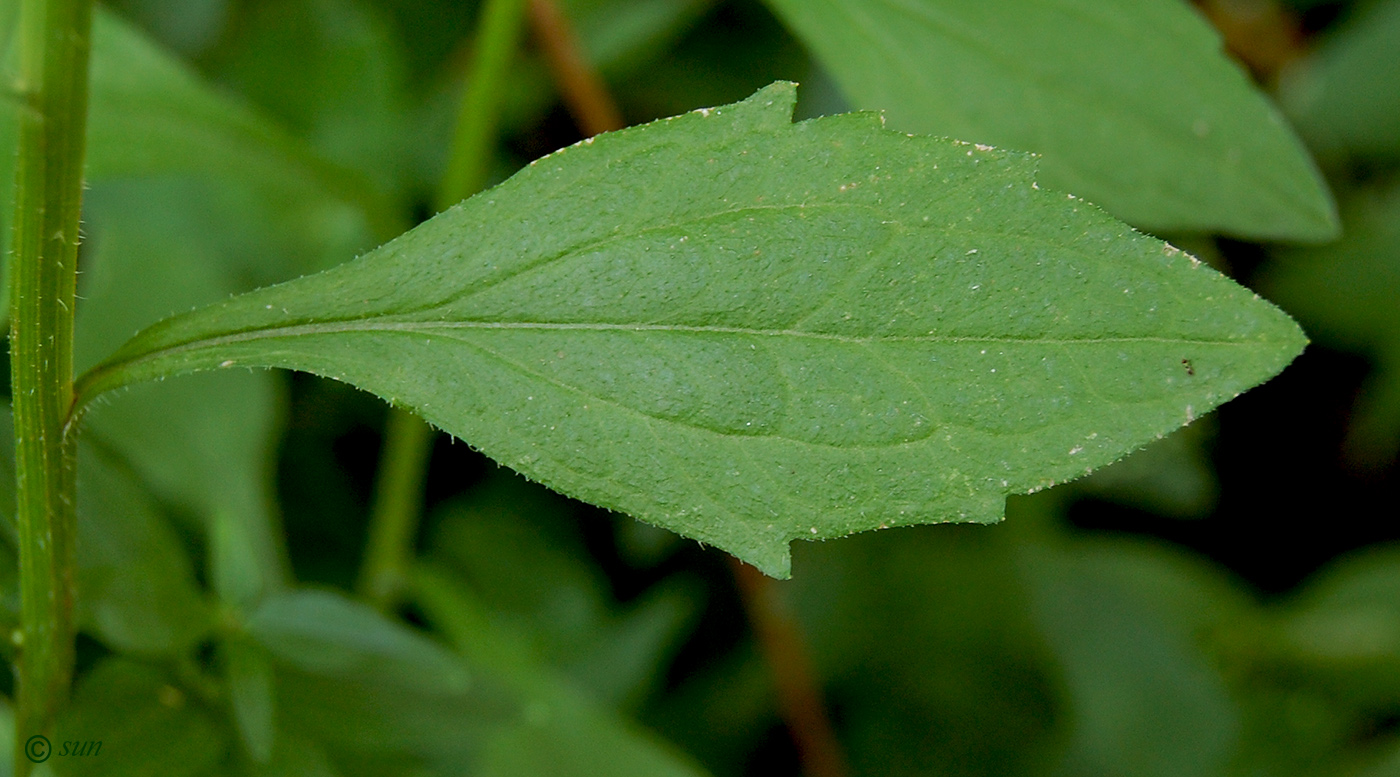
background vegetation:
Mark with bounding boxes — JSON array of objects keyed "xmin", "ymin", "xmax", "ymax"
[{"xmin": 1, "ymin": 0, "xmax": 1398, "ymax": 774}]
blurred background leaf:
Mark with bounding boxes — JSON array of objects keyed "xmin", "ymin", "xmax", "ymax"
[
  {"xmin": 1072, "ymin": 419, "xmax": 1221, "ymax": 520},
  {"xmin": 425, "ymin": 471, "xmax": 699, "ymax": 709},
  {"xmin": 53, "ymin": 658, "xmax": 229, "ymax": 777},
  {"xmin": 786, "ymin": 524, "xmax": 1063, "ymax": 777},
  {"xmin": 1016, "ymin": 534, "xmax": 1246, "ymax": 777},
  {"xmin": 1280, "ymin": 0, "xmax": 1400, "ymax": 161},
  {"xmin": 412, "ymin": 561, "xmax": 711, "ymax": 777},
  {"xmin": 2, "ymin": 0, "xmax": 1398, "ymax": 775},
  {"xmin": 84, "ymin": 8, "xmax": 388, "ymax": 248},
  {"xmin": 204, "ymin": 0, "xmax": 411, "ymax": 202},
  {"xmin": 247, "ymin": 588, "xmax": 515, "ymax": 775},
  {"xmin": 761, "ymin": 0, "xmax": 1338, "ymax": 240},
  {"xmin": 73, "ymin": 443, "xmax": 215, "ymax": 657}
]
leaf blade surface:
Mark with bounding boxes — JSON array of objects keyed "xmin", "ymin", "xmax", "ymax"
[{"xmin": 76, "ymin": 83, "xmax": 1306, "ymax": 576}]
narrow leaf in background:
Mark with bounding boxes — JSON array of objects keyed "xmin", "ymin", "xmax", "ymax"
[
  {"xmin": 245, "ymin": 588, "xmax": 515, "ymax": 772},
  {"xmin": 244, "ymin": 589, "xmax": 472, "ymax": 693},
  {"xmin": 73, "ymin": 442, "xmax": 214, "ymax": 657},
  {"xmin": 762, "ymin": 0, "xmax": 1338, "ymax": 240},
  {"xmin": 223, "ymin": 638, "xmax": 277, "ymax": 764},
  {"xmin": 54, "ymin": 658, "xmax": 228, "ymax": 777},
  {"xmin": 76, "ymin": 82, "xmax": 1306, "ymax": 576},
  {"xmin": 412, "ymin": 563, "xmax": 710, "ymax": 777},
  {"xmin": 1019, "ymin": 540, "xmax": 1242, "ymax": 777},
  {"xmin": 209, "ymin": 0, "xmax": 412, "ymax": 202},
  {"xmin": 1280, "ymin": 0, "xmax": 1400, "ymax": 161},
  {"xmin": 82, "ymin": 7, "xmax": 389, "ymax": 247}
]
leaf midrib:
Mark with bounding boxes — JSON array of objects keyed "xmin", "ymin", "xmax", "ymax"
[
  {"xmin": 75, "ymin": 315, "xmax": 1271, "ymax": 415},
  {"xmin": 106, "ymin": 316, "xmax": 1273, "ymax": 357}
]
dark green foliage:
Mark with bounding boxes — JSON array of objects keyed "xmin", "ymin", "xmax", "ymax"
[{"xmin": 1, "ymin": 0, "xmax": 1397, "ymax": 774}]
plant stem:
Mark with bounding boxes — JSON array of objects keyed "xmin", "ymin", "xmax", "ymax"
[
  {"xmin": 439, "ymin": 0, "xmax": 528, "ymax": 211},
  {"xmin": 357, "ymin": 0, "xmax": 527, "ymax": 611},
  {"xmin": 527, "ymin": 0, "xmax": 624, "ymax": 136},
  {"xmin": 8, "ymin": 0, "xmax": 93, "ymax": 768},
  {"xmin": 357, "ymin": 407, "xmax": 434, "ymax": 607},
  {"xmin": 730, "ymin": 558, "xmax": 850, "ymax": 777}
]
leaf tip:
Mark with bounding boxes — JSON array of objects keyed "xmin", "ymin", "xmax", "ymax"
[
  {"xmin": 1298, "ymin": 194, "xmax": 1343, "ymax": 244},
  {"xmin": 732, "ymin": 541, "xmax": 793, "ymax": 580}
]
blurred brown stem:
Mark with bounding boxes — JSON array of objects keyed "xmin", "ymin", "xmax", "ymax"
[
  {"xmin": 730, "ymin": 558, "xmax": 850, "ymax": 777},
  {"xmin": 527, "ymin": 0, "xmax": 625, "ymax": 135},
  {"xmin": 1193, "ymin": 0, "xmax": 1306, "ymax": 82}
]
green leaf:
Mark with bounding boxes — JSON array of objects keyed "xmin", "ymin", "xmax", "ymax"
[
  {"xmin": 1, "ymin": 3, "xmax": 379, "ymax": 312},
  {"xmin": 268, "ymin": 625, "xmax": 511, "ymax": 773},
  {"xmin": 54, "ymin": 658, "xmax": 228, "ymax": 777},
  {"xmin": 1017, "ymin": 535, "xmax": 1246, "ymax": 777},
  {"xmin": 1218, "ymin": 547, "xmax": 1400, "ymax": 773},
  {"xmin": 74, "ymin": 441, "xmax": 215, "ymax": 656},
  {"xmin": 274, "ymin": 668, "xmax": 498, "ymax": 774},
  {"xmin": 428, "ymin": 470, "xmax": 697, "ymax": 707},
  {"xmin": 645, "ymin": 644, "xmax": 773, "ymax": 775},
  {"xmin": 245, "ymin": 590, "xmax": 514, "ymax": 774},
  {"xmin": 224, "ymin": 639, "xmax": 277, "ymax": 764},
  {"xmin": 412, "ymin": 564, "xmax": 710, "ymax": 777},
  {"xmin": 0, "ymin": 698, "xmax": 12, "ymax": 777},
  {"xmin": 77, "ymin": 82, "xmax": 1306, "ymax": 577},
  {"xmin": 209, "ymin": 0, "xmax": 411, "ymax": 200},
  {"xmin": 762, "ymin": 0, "xmax": 1337, "ymax": 240},
  {"xmin": 782, "ymin": 524, "xmax": 1060, "ymax": 777},
  {"xmin": 1281, "ymin": 0, "xmax": 1400, "ymax": 160},
  {"xmin": 243, "ymin": 735, "xmax": 343, "ymax": 777},
  {"xmin": 1073, "ymin": 418, "xmax": 1219, "ymax": 519},
  {"xmin": 475, "ymin": 694, "xmax": 706, "ymax": 777},
  {"xmin": 244, "ymin": 589, "xmax": 472, "ymax": 694},
  {"xmin": 0, "ymin": 0, "xmax": 16, "ymax": 65},
  {"xmin": 1260, "ymin": 547, "xmax": 1400, "ymax": 707},
  {"xmin": 82, "ymin": 7, "xmax": 392, "ymax": 243}
]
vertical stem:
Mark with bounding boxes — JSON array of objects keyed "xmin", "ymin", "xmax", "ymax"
[
  {"xmin": 9, "ymin": 0, "xmax": 92, "ymax": 769},
  {"xmin": 357, "ymin": 407, "xmax": 434, "ymax": 607},
  {"xmin": 439, "ymin": 0, "xmax": 528, "ymax": 211},
  {"xmin": 357, "ymin": 0, "xmax": 527, "ymax": 611},
  {"xmin": 527, "ymin": 0, "xmax": 624, "ymax": 136},
  {"xmin": 730, "ymin": 559, "xmax": 849, "ymax": 777}
]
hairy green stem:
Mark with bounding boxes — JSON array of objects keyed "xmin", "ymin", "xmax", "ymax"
[
  {"xmin": 357, "ymin": 0, "xmax": 527, "ymax": 610},
  {"xmin": 8, "ymin": 0, "xmax": 93, "ymax": 768}
]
